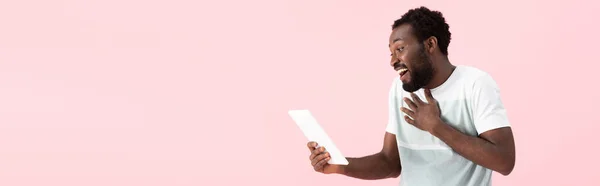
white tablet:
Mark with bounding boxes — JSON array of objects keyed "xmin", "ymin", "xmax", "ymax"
[{"xmin": 288, "ymin": 109, "xmax": 349, "ymax": 165}]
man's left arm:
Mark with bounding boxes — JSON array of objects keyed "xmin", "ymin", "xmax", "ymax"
[
  {"xmin": 431, "ymin": 120, "xmax": 515, "ymax": 175},
  {"xmin": 433, "ymin": 74, "xmax": 515, "ymax": 175}
]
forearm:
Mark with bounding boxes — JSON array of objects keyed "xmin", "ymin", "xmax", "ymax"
[
  {"xmin": 431, "ymin": 121, "xmax": 514, "ymax": 175},
  {"xmin": 337, "ymin": 152, "xmax": 401, "ymax": 180}
]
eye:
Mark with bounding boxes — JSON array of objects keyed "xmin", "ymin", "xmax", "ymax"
[{"xmin": 396, "ymin": 46, "xmax": 404, "ymax": 52}]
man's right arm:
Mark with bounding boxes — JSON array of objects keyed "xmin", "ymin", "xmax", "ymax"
[
  {"xmin": 342, "ymin": 132, "xmax": 401, "ymax": 179},
  {"xmin": 309, "ymin": 78, "xmax": 402, "ymax": 179},
  {"xmin": 308, "ymin": 132, "xmax": 401, "ymax": 180}
]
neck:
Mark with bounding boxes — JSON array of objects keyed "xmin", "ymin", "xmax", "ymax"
[{"xmin": 424, "ymin": 57, "xmax": 455, "ymax": 89}]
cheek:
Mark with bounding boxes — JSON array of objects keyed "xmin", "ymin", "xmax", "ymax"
[
  {"xmin": 406, "ymin": 54, "xmax": 425, "ymax": 68},
  {"xmin": 396, "ymin": 52, "xmax": 407, "ymax": 63},
  {"xmin": 398, "ymin": 55, "xmax": 414, "ymax": 68}
]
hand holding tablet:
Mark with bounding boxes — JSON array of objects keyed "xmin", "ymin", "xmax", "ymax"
[{"xmin": 288, "ymin": 109, "xmax": 349, "ymax": 172}]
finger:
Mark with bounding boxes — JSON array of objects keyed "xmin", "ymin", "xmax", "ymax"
[
  {"xmin": 310, "ymin": 146, "xmax": 326, "ymax": 160},
  {"xmin": 411, "ymin": 93, "xmax": 424, "ymax": 105},
  {"xmin": 312, "ymin": 146, "xmax": 325, "ymax": 155},
  {"xmin": 424, "ymin": 89, "xmax": 435, "ymax": 103},
  {"xmin": 307, "ymin": 141, "xmax": 317, "ymax": 151},
  {"xmin": 403, "ymin": 97, "xmax": 417, "ymax": 110},
  {"xmin": 404, "ymin": 115, "xmax": 415, "ymax": 125},
  {"xmin": 314, "ymin": 157, "xmax": 331, "ymax": 172},
  {"xmin": 310, "ymin": 152, "xmax": 324, "ymax": 161},
  {"xmin": 400, "ymin": 107, "xmax": 415, "ymax": 118},
  {"xmin": 311, "ymin": 152, "xmax": 330, "ymax": 166}
]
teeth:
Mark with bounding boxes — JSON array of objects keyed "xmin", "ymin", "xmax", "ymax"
[{"xmin": 397, "ymin": 69, "xmax": 407, "ymax": 74}]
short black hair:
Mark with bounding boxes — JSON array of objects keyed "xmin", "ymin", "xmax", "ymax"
[{"xmin": 392, "ymin": 6, "xmax": 451, "ymax": 56}]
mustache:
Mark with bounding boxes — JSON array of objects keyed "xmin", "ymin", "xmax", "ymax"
[{"xmin": 393, "ymin": 62, "xmax": 406, "ymax": 70}]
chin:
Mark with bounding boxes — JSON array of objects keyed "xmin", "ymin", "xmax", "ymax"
[{"xmin": 402, "ymin": 83, "xmax": 420, "ymax": 93}]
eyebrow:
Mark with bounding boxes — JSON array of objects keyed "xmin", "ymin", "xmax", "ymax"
[{"xmin": 388, "ymin": 38, "xmax": 403, "ymax": 47}]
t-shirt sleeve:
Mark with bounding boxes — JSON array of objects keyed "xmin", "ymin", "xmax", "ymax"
[
  {"xmin": 471, "ymin": 74, "xmax": 511, "ymax": 135},
  {"xmin": 386, "ymin": 79, "xmax": 400, "ymax": 134}
]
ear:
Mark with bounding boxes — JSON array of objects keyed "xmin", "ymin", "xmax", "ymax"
[{"xmin": 424, "ymin": 36, "xmax": 438, "ymax": 54}]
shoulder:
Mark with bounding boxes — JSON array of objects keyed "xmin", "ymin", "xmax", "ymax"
[
  {"xmin": 456, "ymin": 65, "xmax": 498, "ymax": 88},
  {"xmin": 455, "ymin": 66, "xmax": 503, "ymax": 103},
  {"xmin": 458, "ymin": 65, "xmax": 491, "ymax": 80}
]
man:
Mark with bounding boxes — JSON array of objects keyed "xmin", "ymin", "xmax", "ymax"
[{"xmin": 307, "ymin": 6, "xmax": 515, "ymax": 186}]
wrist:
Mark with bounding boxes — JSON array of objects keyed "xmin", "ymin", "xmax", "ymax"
[
  {"xmin": 335, "ymin": 164, "xmax": 347, "ymax": 175},
  {"xmin": 429, "ymin": 119, "xmax": 445, "ymax": 137}
]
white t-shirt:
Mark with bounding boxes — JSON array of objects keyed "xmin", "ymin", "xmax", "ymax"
[{"xmin": 385, "ymin": 65, "xmax": 511, "ymax": 186}]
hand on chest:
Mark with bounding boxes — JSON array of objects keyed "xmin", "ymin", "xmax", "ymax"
[{"xmin": 397, "ymin": 90, "xmax": 478, "ymax": 146}]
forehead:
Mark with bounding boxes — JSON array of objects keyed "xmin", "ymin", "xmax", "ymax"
[{"xmin": 388, "ymin": 24, "xmax": 416, "ymax": 45}]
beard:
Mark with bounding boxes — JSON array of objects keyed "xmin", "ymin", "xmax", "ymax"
[{"xmin": 402, "ymin": 45, "xmax": 435, "ymax": 92}]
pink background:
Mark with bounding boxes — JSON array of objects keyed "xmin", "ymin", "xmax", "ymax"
[{"xmin": 0, "ymin": 0, "xmax": 598, "ymax": 185}]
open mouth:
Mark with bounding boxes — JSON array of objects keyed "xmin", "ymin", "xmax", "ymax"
[{"xmin": 397, "ymin": 68, "xmax": 408, "ymax": 77}]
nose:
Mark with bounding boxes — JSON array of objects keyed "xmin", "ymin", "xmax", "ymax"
[{"xmin": 390, "ymin": 53, "xmax": 400, "ymax": 67}]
